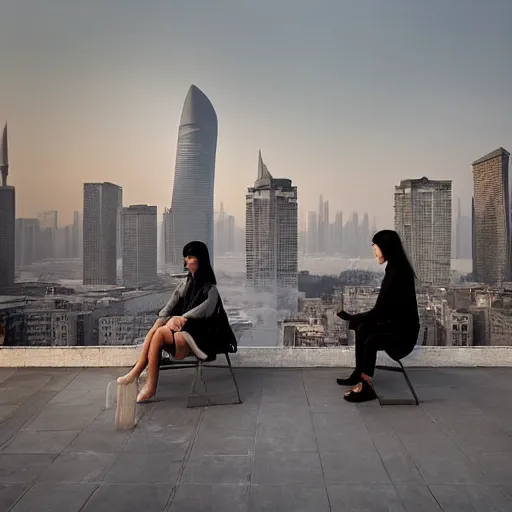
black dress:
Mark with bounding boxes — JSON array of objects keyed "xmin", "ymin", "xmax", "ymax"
[
  {"xmin": 158, "ymin": 275, "xmax": 237, "ymax": 358},
  {"xmin": 344, "ymin": 262, "xmax": 420, "ymax": 376}
]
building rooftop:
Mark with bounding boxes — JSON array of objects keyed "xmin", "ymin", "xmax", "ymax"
[
  {"xmin": 0, "ymin": 366, "xmax": 511, "ymax": 510},
  {"xmin": 472, "ymin": 147, "xmax": 510, "ymax": 166}
]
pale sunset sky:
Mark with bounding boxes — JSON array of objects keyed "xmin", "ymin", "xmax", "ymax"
[{"xmin": 1, "ymin": 0, "xmax": 511, "ymax": 228}]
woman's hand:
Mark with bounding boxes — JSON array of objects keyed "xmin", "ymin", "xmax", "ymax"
[
  {"xmin": 166, "ymin": 316, "xmax": 187, "ymax": 331},
  {"xmin": 337, "ymin": 310, "xmax": 352, "ymax": 321}
]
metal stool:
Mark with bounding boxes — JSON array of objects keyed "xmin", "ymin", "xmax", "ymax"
[
  {"xmin": 374, "ymin": 328, "xmax": 426, "ymax": 406},
  {"xmin": 160, "ymin": 352, "xmax": 243, "ymax": 408}
]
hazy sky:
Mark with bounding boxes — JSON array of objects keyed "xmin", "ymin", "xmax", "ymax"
[{"xmin": 1, "ymin": 0, "xmax": 511, "ymax": 228}]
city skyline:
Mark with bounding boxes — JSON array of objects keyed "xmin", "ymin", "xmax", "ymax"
[{"xmin": 1, "ymin": 1, "xmax": 512, "ymax": 228}]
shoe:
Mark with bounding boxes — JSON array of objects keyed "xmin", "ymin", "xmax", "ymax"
[
  {"xmin": 343, "ymin": 380, "xmax": 377, "ymax": 403},
  {"xmin": 336, "ymin": 369, "xmax": 361, "ymax": 386}
]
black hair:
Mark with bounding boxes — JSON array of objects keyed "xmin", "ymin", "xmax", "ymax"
[
  {"xmin": 371, "ymin": 230, "xmax": 417, "ymax": 278},
  {"xmin": 182, "ymin": 240, "xmax": 217, "ymax": 285}
]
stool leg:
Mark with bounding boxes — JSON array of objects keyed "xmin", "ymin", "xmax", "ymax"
[
  {"xmin": 398, "ymin": 361, "xmax": 419, "ymax": 406},
  {"xmin": 226, "ymin": 353, "xmax": 242, "ymax": 404}
]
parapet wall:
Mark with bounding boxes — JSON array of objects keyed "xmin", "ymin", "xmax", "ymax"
[{"xmin": 1, "ymin": 345, "xmax": 511, "ymax": 368}]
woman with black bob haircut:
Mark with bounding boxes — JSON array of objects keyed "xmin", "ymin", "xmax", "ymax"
[
  {"xmin": 118, "ymin": 240, "xmax": 237, "ymax": 402},
  {"xmin": 336, "ymin": 230, "xmax": 420, "ymax": 403}
]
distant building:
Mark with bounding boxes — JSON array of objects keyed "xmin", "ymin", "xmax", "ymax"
[
  {"xmin": 15, "ymin": 218, "xmax": 40, "ymax": 266},
  {"xmin": 472, "ymin": 148, "xmax": 511, "ymax": 285},
  {"xmin": 446, "ymin": 310, "xmax": 473, "ymax": 346},
  {"xmin": 122, "ymin": 205, "xmax": 157, "ymax": 288},
  {"xmin": 246, "ymin": 151, "xmax": 298, "ymax": 301},
  {"xmin": 72, "ymin": 210, "xmax": 81, "ymax": 259},
  {"xmin": 0, "ymin": 123, "xmax": 15, "ymax": 288},
  {"xmin": 98, "ymin": 315, "xmax": 155, "ymax": 345},
  {"xmin": 162, "ymin": 208, "xmax": 176, "ymax": 266},
  {"xmin": 318, "ymin": 195, "xmax": 329, "ymax": 254},
  {"xmin": 215, "ymin": 203, "xmax": 235, "ymax": 256},
  {"xmin": 306, "ymin": 211, "xmax": 318, "ymax": 254},
  {"xmin": 455, "ymin": 198, "xmax": 472, "ymax": 259},
  {"xmin": 394, "ymin": 177, "xmax": 452, "ymax": 286},
  {"xmin": 83, "ymin": 182, "xmax": 122, "ymax": 285},
  {"xmin": 37, "ymin": 211, "xmax": 58, "ymax": 259}
]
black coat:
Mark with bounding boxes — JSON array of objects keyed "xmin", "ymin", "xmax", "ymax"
[
  {"xmin": 158, "ymin": 277, "xmax": 238, "ymax": 357},
  {"xmin": 346, "ymin": 263, "xmax": 420, "ymax": 337}
]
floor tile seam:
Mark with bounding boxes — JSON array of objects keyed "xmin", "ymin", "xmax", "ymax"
[
  {"xmin": 6, "ymin": 481, "xmax": 38, "ymax": 512},
  {"xmin": 419, "ymin": 405, "xmax": 492, "ymax": 480},
  {"xmin": 373, "ymin": 408, "xmax": 431, "ymax": 491},
  {"xmin": 41, "ymin": 370, "xmax": 82, "ymax": 396},
  {"xmin": 247, "ymin": 381, "xmax": 266, "ymax": 509},
  {"xmin": 301, "ymin": 369, "xmax": 333, "ymax": 512},
  {"xmin": 1, "ymin": 429, "xmax": 83, "ymax": 455},
  {"xmin": 420, "ymin": 401, "xmax": 512, "ymax": 442},
  {"xmin": 355, "ymin": 402, "xmax": 411, "ymax": 507},
  {"xmin": 0, "ymin": 404, "xmax": 20, "ymax": 423},
  {"xmin": 75, "ymin": 483, "xmax": 101, "ymax": 512},
  {"xmin": 0, "ymin": 390, "xmax": 61, "ymax": 449},
  {"xmin": 162, "ymin": 406, "xmax": 205, "ymax": 512}
]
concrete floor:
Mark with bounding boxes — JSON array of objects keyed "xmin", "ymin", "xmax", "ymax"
[{"xmin": 0, "ymin": 365, "xmax": 511, "ymax": 511}]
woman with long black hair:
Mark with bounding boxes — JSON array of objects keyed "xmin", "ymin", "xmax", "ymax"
[
  {"xmin": 336, "ymin": 230, "xmax": 420, "ymax": 403},
  {"xmin": 117, "ymin": 240, "xmax": 237, "ymax": 402}
]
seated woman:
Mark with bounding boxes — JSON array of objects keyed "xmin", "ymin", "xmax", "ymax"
[
  {"xmin": 336, "ymin": 230, "xmax": 419, "ymax": 403},
  {"xmin": 117, "ymin": 240, "xmax": 237, "ymax": 402}
]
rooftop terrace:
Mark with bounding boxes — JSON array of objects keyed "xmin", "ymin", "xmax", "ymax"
[{"xmin": 0, "ymin": 366, "xmax": 511, "ymax": 511}]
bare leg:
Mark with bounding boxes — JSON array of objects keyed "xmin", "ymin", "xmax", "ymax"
[
  {"xmin": 117, "ymin": 324, "xmax": 161, "ymax": 385},
  {"xmin": 137, "ymin": 327, "xmax": 174, "ymax": 402}
]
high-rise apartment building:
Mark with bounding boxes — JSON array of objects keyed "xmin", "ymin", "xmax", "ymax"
[
  {"xmin": 122, "ymin": 205, "xmax": 157, "ymax": 288},
  {"xmin": 168, "ymin": 85, "xmax": 217, "ymax": 268},
  {"xmin": 394, "ymin": 177, "xmax": 452, "ymax": 286},
  {"xmin": 0, "ymin": 123, "xmax": 15, "ymax": 288},
  {"xmin": 83, "ymin": 182, "xmax": 122, "ymax": 285},
  {"xmin": 472, "ymin": 148, "xmax": 511, "ymax": 285},
  {"xmin": 246, "ymin": 151, "xmax": 298, "ymax": 293},
  {"xmin": 15, "ymin": 218, "xmax": 40, "ymax": 266}
]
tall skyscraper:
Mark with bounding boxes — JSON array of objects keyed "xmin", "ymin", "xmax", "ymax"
[
  {"xmin": 246, "ymin": 151, "xmax": 298, "ymax": 293},
  {"xmin": 15, "ymin": 218, "xmax": 40, "ymax": 266},
  {"xmin": 472, "ymin": 148, "xmax": 511, "ymax": 285},
  {"xmin": 0, "ymin": 123, "xmax": 15, "ymax": 288},
  {"xmin": 168, "ymin": 85, "xmax": 217, "ymax": 268},
  {"xmin": 122, "ymin": 205, "xmax": 157, "ymax": 288},
  {"xmin": 394, "ymin": 177, "xmax": 452, "ymax": 286},
  {"xmin": 83, "ymin": 182, "xmax": 122, "ymax": 285}
]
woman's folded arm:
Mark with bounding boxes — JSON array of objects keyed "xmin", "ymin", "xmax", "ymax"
[{"xmin": 183, "ymin": 286, "xmax": 219, "ymax": 319}]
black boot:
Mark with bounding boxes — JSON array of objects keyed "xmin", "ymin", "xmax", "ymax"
[
  {"xmin": 336, "ymin": 369, "xmax": 361, "ymax": 386},
  {"xmin": 344, "ymin": 380, "xmax": 377, "ymax": 403}
]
